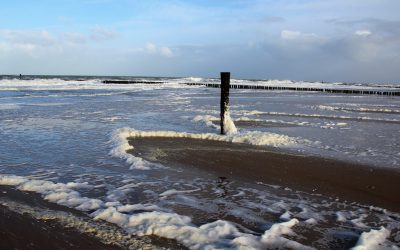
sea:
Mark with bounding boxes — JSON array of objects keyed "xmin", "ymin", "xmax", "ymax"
[{"xmin": 0, "ymin": 75, "xmax": 399, "ymax": 249}]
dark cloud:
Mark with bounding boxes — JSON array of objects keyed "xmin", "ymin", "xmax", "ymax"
[{"xmin": 156, "ymin": 31, "xmax": 400, "ymax": 83}]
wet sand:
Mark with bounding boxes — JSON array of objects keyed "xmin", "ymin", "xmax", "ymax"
[
  {"xmin": 0, "ymin": 186, "xmax": 187, "ymax": 250},
  {"xmin": 128, "ymin": 137, "xmax": 400, "ymax": 212},
  {"xmin": 0, "ymin": 204, "xmax": 123, "ymax": 250}
]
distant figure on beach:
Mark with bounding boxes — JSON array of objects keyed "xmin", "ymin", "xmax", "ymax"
[{"xmin": 19, "ymin": 74, "xmax": 22, "ymax": 80}]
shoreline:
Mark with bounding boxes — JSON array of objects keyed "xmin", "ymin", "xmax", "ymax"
[
  {"xmin": 128, "ymin": 137, "xmax": 400, "ymax": 213},
  {"xmin": 0, "ymin": 186, "xmax": 124, "ymax": 250},
  {"xmin": 0, "ymin": 203, "xmax": 124, "ymax": 250},
  {"xmin": 0, "ymin": 186, "xmax": 187, "ymax": 250}
]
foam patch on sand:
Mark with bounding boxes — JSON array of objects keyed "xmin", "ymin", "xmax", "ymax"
[
  {"xmin": 0, "ymin": 199, "xmax": 150, "ymax": 249},
  {"xmin": 159, "ymin": 188, "xmax": 201, "ymax": 197},
  {"xmin": 351, "ymin": 227, "xmax": 395, "ymax": 250},
  {"xmin": 110, "ymin": 127, "xmax": 298, "ymax": 170},
  {"xmin": 92, "ymin": 208, "xmax": 311, "ymax": 249},
  {"xmin": 110, "ymin": 129, "xmax": 154, "ymax": 170},
  {"xmin": 0, "ymin": 174, "xmax": 313, "ymax": 249},
  {"xmin": 0, "ymin": 175, "xmax": 102, "ymax": 211},
  {"xmin": 1, "ymin": 174, "xmax": 399, "ymax": 249}
]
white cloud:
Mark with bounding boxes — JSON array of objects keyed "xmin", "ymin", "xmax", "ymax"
[
  {"xmin": 0, "ymin": 28, "xmax": 120, "ymax": 52},
  {"xmin": 281, "ymin": 30, "xmax": 319, "ymax": 41},
  {"xmin": 281, "ymin": 30, "xmax": 301, "ymax": 40},
  {"xmin": 144, "ymin": 43, "xmax": 174, "ymax": 57},
  {"xmin": 90, "ymin": 26, "xmax": 119, "ymax": 41},
  {"xmin": 160, "ymin": 47, "xmax": 173, "ymax": 57},
  {"xmin": 145, "ymin": 43, "xmax": 157, "ymax": 53},
  {"xmin": 0, "ymin": 29, "xmax": 56, "ymax": 46},
  {"xmin": 354, "ymin": 30, "xmax": 372, "ymax": 37},
  {"xmin": 61, "ymin": 32, "xmax": 87, "ymax": 44}
]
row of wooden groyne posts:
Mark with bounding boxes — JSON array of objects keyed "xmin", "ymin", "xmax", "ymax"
[{"xmin": 102, "ymin": 80, "xmax": 400, "ymax": 96}]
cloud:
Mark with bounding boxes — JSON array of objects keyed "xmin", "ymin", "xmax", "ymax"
[
  {"xmin": 354, "ymin": 30, "xmax": 372, "ymax": 37},
  {"xmin": 327, "ymin": 18, "xmax": 400, "ymax": 37},
  {"xmin": 280, "ymin": 30, "xmax": 321, "ymax": 43},
  {"xmin": 159, "ymin": 47, "xmax": 173, "ymax": 57},
  {"xmin": 0, "ymin": 27, "xmax": 120, "ymax": 51},
  {"xmin": 324, "ymin": 18, "xmax": 400, "ymax": 65},
  {"xmin": 0, "ymin": 28, "xmax": 120, "ymax": 61},
  {"xmin": 281, "ymin": 30, "xmax": 301, "ymax": 40},
  {"xmin": 145, "ymin": 43, "xmax": 157, "ymax": 53},
  {"xmin": 1, "ymin": 1, "xmax": 400, "ymax": 83},
  {"xmin": 90, "ymin": 26, "xmax": 119, "ymax": 41},
  {"xmin": 61, "ymin": 32, "xmax": 87, "ymax": 44},
  {"xmin": 0, "ymin": 29, "xmax": 56, "ymax": 47},
  {"xmin": 263, "ymin": 16, "xmax": 285, "ymax": 23},
  {"xmin": 1, "ymin": 33, "xmax": 399, "ymax": 83},
  {"xmin": 144, "ymin": 43, "xmax": 174, "ymax": 57},
  {"xmin": 344, "ymin": 33, "xmax": 400, "ymax": 63}
]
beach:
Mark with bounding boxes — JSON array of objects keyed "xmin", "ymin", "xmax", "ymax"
[
  {"xmin": 0, "ymin": 76, "xmax": 399, "ymax": 249},
  {"xmin": 0, "ymin": 185, "xmax": 187, "ymax": 250},
  {"xmin": 2, "ymin": 0, "xmax": 400, "ymax": 248},
  {"xmin": 128, "ymin": 137, "xmax": 400, "ymax": 212}
]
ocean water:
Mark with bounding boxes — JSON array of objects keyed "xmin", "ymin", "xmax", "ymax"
[{"xmin": 0, "ymin": 76, "xmax": 399, "ymax": 249}]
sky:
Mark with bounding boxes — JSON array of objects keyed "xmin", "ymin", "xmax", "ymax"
[{"xmin": 0, "ymin": 0, "xmax": 399, "ymax": 83}]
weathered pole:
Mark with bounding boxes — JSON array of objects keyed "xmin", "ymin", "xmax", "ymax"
[{"xmin": 220, "ymin": 72, "xmax": 230, "ymax": 135}]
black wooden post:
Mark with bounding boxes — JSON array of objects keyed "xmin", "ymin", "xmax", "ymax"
[{"xmin": 220, "ymin": 72, "xmax": 230, "ymax": 135}]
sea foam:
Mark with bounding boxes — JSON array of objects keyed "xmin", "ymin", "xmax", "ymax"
[
  {"xmin": 351, "ymin": 227, "xmax": 394, "ymax": 250},
  {"xmin": 2, "ymin": 173, "xmax": 399, "ymax": 249},
  {"xmin": 110, "ymin": 127, "xmax": 298, "ymax": 170},
  {"xmin": 0, "ymin": 173, "xmax": 314, "ymax": 249}
]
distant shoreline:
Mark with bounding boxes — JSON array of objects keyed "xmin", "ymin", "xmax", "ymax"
[{"xmin": 1, "ymin": 74, "xmax": 400, "ymax": 87}]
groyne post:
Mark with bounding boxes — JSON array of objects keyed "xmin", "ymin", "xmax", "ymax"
[{"xmin": 220, "ymin": 72, "xmax": 230, "ymax": 135}]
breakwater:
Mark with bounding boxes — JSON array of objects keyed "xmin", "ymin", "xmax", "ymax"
[{"xmin": 102, "ymin": 80, "xmax": 400, "ymax": 96}]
